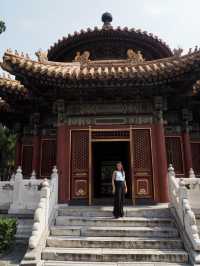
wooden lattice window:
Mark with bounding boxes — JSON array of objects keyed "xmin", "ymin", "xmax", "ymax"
[
  {"xmin": 165, "ymin": 137, "xmax": 184, "ymax": 175},
  {"xmin": 21, "ymin": 145, "xmax": 33, "ymax": 177},
  {"xmin": 40, "ymin": 139, "xmax": 56, "ymax": 177},
  {"xmin": 133, "ymin": 129, "xmax": 152, "ymax": 172},
  {"xmin": 71, "ymin": 131, "xmax": 89, "ymax": 172},
  {"xmin": 191, "ymin": 142, "xmax": 200, "ymax": 175}
]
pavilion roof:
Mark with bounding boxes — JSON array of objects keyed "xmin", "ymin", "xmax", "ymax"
[
  {"xmin": 2, "ymin": 49, "xmax": 200, "ymax": 89},
  {"xmin": 47, "ymin": 25, "xmax": 173, "ymax": 61},
  {"xmin": 47, "ymin": 12, "xmax": 173, "ymax": 61}
]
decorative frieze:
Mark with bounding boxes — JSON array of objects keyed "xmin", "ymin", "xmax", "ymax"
[
  {"xmin": 66, "ymin": 102, "xmax": 153, "ymax": 116},
  {"xmin": 66, "ymin": 115, "xmax": 153, "ymax": 126}
]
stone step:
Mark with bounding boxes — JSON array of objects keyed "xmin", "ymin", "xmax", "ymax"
[
  {"xmin": 55, "ymin": 216, "xmax": 174, "ymax": 227},
  {"xmin": 42, "ymin": 247, "xmax": 188, "ymax": 263},
  {"xmin": 46, "ymin": 236, "xmax": 183, "ymax": 249},
  {"xmin": 58, "ymin": 205, "xmax": 171, "ymax": 218},
  {"xmin": 51, "ymin": 226, "xmax": 179, "ymax": 238},
  {"xmin": 44, "ymin": 261, "xmax": 191, "ymax": 266}
]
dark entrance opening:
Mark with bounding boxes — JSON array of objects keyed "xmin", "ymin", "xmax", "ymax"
[{"xmin": 92, "ymin": 141, "xmax": 132, "ymax": 204}]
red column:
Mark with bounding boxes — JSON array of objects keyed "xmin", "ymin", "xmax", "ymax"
[
  {"xmin": 32, "ymin": 135, "xmax": 40, "ymax": 175},
  {"xmin": 182, "ymin": 130, "xmax": 193, "ymax": 175},
  {"xmin": 155, "ymin": 121, "xmax": 169, "ymax": 203},
  {"xmin": 57, "ymin": 124, "xmax": 70, "ymax": 203}
]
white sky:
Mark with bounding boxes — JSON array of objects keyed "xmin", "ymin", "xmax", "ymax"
[{"xmin": 1, "ymin": 0, "xmax": 200, "ymax": 63}]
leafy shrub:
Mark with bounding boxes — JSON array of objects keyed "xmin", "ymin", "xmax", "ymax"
[
  {"xmin": 0, "ymin": 217, "xmax": 17, "ymax": 253},
  {"xmin": 0, "ymin": 125, "xmax": 16, "ymax": 180}
]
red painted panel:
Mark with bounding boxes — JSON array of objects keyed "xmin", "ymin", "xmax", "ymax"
[
  {"xmin": 191, "ymin": 142, "xmax": 200, "ymax": 175},
  {"xmin": 57, "ymin": 125, "xmax": 70, "ymax": 203},
  {"xmin": 21, "ymin": 145, "xmax": 33, "ymax": 177},
  {"xmin": 165, "ymin": 136, "xmax": 184, "ymax": 175},
  {"xmin": 40, "ymin": 139, "xmax": 56, "ymax": 177}
]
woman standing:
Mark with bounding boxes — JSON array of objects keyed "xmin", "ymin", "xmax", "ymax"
[{"xmin": 112, "ymin": 162, "xmax": 127, "ymax": 218}]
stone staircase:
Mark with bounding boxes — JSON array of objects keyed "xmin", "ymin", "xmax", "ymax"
[{"xmin": 42, "ymin": 205, "xmax": 190, "ymax": 266}]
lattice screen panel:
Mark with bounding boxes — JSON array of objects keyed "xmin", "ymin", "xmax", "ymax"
[
  {"xmin": 133, "ymin": 129, "xmax": 152, "ymax": 172},
  {"xmin": 40, "ymin": 139, "xmax": 56, "ymax": 177},
  {"xmin": 132, "ymin": 129, "xmax": 153, "ymax": 199},
  {"xmin": 71, "ymin": 131, "xmax": 89, "ymax": 172},
  {"xmin": 165, "ymin": 137, "xmax": 184, "ymax": 175}
]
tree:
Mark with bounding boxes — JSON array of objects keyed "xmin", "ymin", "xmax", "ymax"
[
  {"xmin": 0, "ymin": 125, "xmax": 16, "ymax": 180},
  {"xmin": 0, "ymin": 20, "xmax": 6, "ymax": 34}
]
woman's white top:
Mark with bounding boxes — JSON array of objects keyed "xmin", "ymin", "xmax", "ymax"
[{"xmin": 115, "ymin": 170, "xmax": 125, "ymax": 181}]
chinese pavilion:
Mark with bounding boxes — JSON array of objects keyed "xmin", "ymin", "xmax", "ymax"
[{"xmin": 0, "ymin": 13, "xmax": 200, "ymax": 205}]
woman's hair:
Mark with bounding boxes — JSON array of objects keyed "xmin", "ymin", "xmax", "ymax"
[{"xmin": 116, "ymin": 161, "xmax": 124, "ymax": 175}]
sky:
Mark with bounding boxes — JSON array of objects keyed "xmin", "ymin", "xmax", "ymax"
[{"xmin": 1, "ymin": 0, "xmax": 200, "ymax": 66}]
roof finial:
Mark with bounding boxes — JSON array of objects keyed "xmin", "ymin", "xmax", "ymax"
[{"xmin": 102, "ymin": 12, "xmax": 113, "ymax": 30}]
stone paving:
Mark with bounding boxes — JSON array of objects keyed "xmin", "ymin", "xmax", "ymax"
[{"xmin": 0, "ymin": 243, "xmax": 27, "ymax": 266}]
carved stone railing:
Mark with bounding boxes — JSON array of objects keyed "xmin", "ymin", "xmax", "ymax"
[
  {"xmin": 0, "ymin": 180, "xmax": 14, "ymax": 209},
  {"xmin": 9, "ymin": 168, "xmax": 44, "ymax": 214},
  {"xmin": 28, "ymin": 166, "xmax": 58, "ymax": 249},
  {"xmin": 168, "ymin": 164, "xmax": 200, "ymax": 251},
  {"xmin": 0, "ymin": 167, "xmax": 45, "ymax": 212}
]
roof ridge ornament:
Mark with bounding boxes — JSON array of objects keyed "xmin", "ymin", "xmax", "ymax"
[
  {"xmin": 35, "ymin": 49, "xmax": 48, "ymax": 62},
  {"xmin": 173, "ymin": 47, "xmax": 183, "ymax": 57},
  {"xmin": 127, "ymin": 49, "xmax": 145, "ymax": 63},
  {"xmin": 102, "ymin": 12, "xmax": 113, "ymax": 30},
  {"xmin": 74, "ymin": 51, "xmax": 90, "ymax": 64}
]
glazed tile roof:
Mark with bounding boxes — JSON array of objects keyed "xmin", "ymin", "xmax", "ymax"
[
  {"xmin": 47, "ymin": 26, "xmax": 173, "ymax": 61},
  {"xmin": 0, "ymin": 73, "xmax": 28, "ymax": 96},
  {"xmin": 2, "ymin": 49, "xmax": 200, "ymax": 86}
]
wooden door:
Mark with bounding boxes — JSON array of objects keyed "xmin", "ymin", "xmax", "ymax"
[
  {"xmin": 71, "ymin": 130, "xmax": 89, "ymax": 200},
  {"xmin": 132, "ymin": 129, "xmax": 154, "ymax": 200}
]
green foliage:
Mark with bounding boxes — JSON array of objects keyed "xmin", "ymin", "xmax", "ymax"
[
  {"xmin": 0, "ymin": 20, "xmax": 6, "ymax": 34},
  {"xmin": 0, "ymin": 217, "xmax": 17, "ymax": 253},
  {"xmin": 0, "ymin": 125, "xmax": 16, "ymax": 179}
]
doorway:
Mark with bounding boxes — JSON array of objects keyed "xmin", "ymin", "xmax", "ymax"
[{"xmin": 92, "ymin": 141, "xmax": 132, "ymax": 204}]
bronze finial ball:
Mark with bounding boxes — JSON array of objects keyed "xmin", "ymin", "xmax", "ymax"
[
  {"xmin": 102, "ymin": 12, "xmax": 113, "ymax": 24},
  {"xmin": 102, "ymin": 12, "xmax": 113, "ymax": 29}
]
